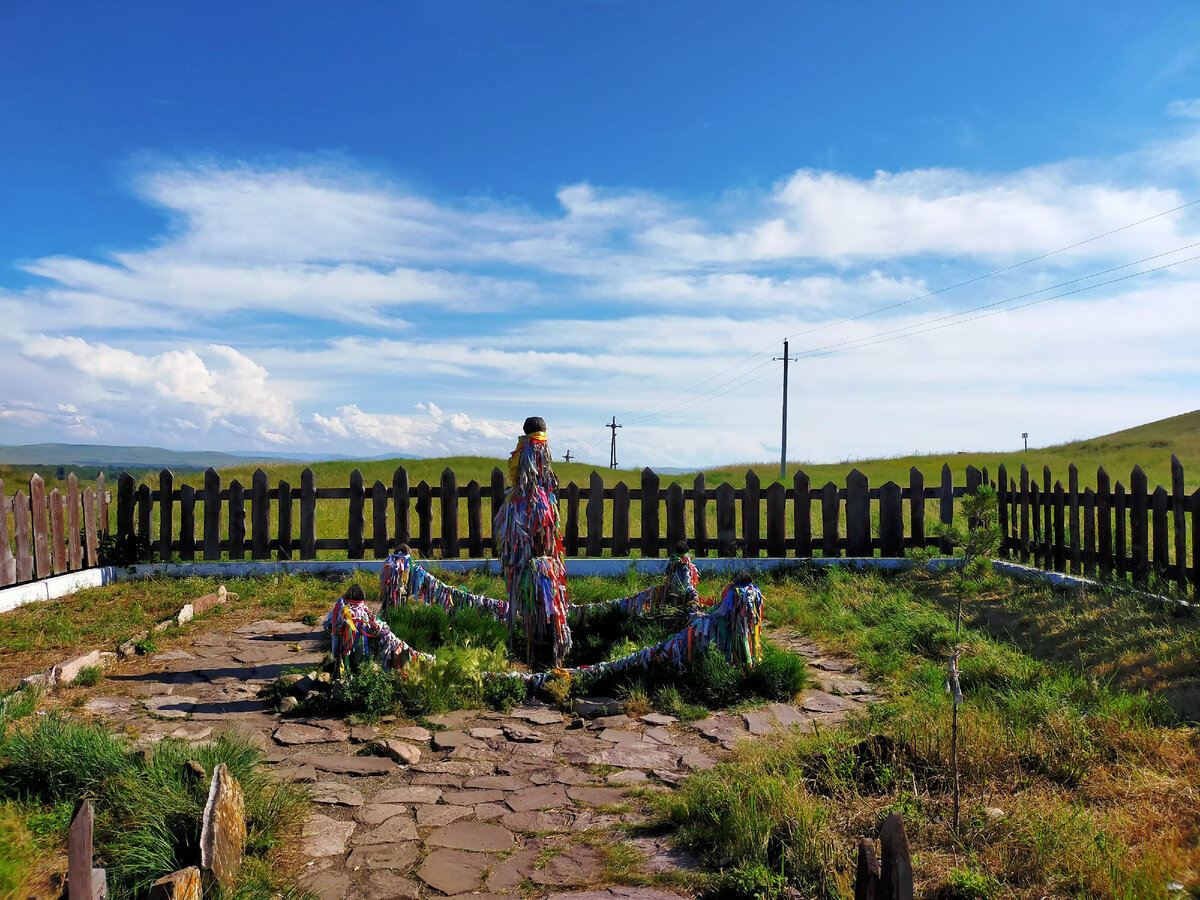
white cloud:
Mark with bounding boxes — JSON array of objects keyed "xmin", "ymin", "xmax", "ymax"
[{"xmin": 1167, "ymin": 98, "xmax": 1200, "ymax": 119}]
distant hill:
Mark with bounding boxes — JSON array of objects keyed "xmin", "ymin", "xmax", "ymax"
[{"xmin": 0, "ymin": 443, "xmax": 419, "ymax": 473}]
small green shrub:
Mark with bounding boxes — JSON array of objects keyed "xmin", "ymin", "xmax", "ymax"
[
  {"xmin": 133, "ymin": 636, "xmax": 159, "ymax": 655},
  {"xmin": 700, "ymin": 862, "xmax": 788, "ymax": 899},
  {"xmin": 935, "ymin": 867, "xmax": 1003, "ymax": 900},
  {"xmin": 483, "ymin": 675, "xmax": 526, "ymax": 712},
  {"xmin": 652, "ymin": 685, "xmax": 707, "ymax": 722},
  {"xmin": 0, "ymin": 803, "xmax": 33, "ymax": 900},
  {"xmin": 299, "ymin": 612, "xmax": 319, "ymax": 627},
  {"xmin": 384, "ymin": 603, "xmax": 508, "ymax": 654},
  {"xmin": 72, "ymin": 666, "xmax": 102, "ymax": 688}
]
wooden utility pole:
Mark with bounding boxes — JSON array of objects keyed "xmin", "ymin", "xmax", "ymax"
[
  {"xmin": 563, "ymin": 450, "xmax": 573, "ymax": 463},
  {"xmin": 606, "ymin": 417, "xmax": 622, "ymax": 469},
  {"xmin": 773, "ymin": 340, "xmax": 799, "ymax": 480}
]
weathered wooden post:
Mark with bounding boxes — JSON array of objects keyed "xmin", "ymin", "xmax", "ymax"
[
  {"xmin": 1, "ymin": 479, "xmax": 19, "ymax": 585},
  {"xmin": 251, "ymin": 469, "xmax": 270, "ymax": 560},
  {"xmin": 299, "ymin": 468, "xmax": 316, "ymax": 560},
  {"xmin": 666, "ymin": 481, "xmax": 686, "ymax": 550},
  {"xmin": 415, "ymin": 480, "xmax": 432, "ymax": 556},
  {"xmin": 564, "ymin": 481, "xmax": 580, "ymax": 556},
  {"xmin": 179, "ymin": 484, "xmax": 196, "ymax": 562},
  {"xmin": 203, "ymin": 468, "xmax": 222, "ymax": 561},
  {"xmin": 821, "ymin": 481, "xmax": 840, "ymax": 558},
  {"xmin": 715, "ymin": 482, "xmax": 736, "ymax": 556},
  {"xmin": 276, "ymin": 480, "xmax": 292, "ymax": 560},
  {"xmin": 393, "ymin": 466, "xmax": 411, "ymax": 551},
  {"xmin": 642, "ymin": 468, "xmax": 661, "ymax": 557},
  {"xmin": 439, "ymin": 468, "xmax": 458, "ymax": 558},
  {"xmin": 939, "ymin": 464, "xmax": 953, "ymax": 555},
  {"xmin": 466, "ymin": 480, "xmax": 482, "ymax": 557},
  {"xmin": 227, "ymin": 479, "xmax": 245, "ymax": 561},
  {"xmin": 846, "ymin": 469, "xmax": 870, "ymax": 557},
  {"xmin": 372, "ymin": 479, "xmax": 389, "ymax": 558},
  {"xmin": 585, "ymin": 471, "xmax": 603, "ymax": 557},
  {"xmin": 67, "ymin": 473, "xmax": 82, "ymax": 570},
  {"xmin": 348, "ymin": 469, "xmax": 365, "ymax": 560},
  {"xmin": 694, "ymin": 473, "xmax": 709, "ymax": 557},
  {"xmin": 794, "ymin": 469, "xmax": 811, "ymax": 558},
  {"xmin": 68, "ymin": 799, "xmax": 106, "ymax": 900},
  {"xmin": 765, "ymin": 481, "xmax": 785, "ymax": 557},
  {"xmin": 612, "ymin": 480, "xmax": 631, "ymax": 556},
  {"xmin": 879, "ymin": 481, "xmax": 903, "ymax": 557},
  {"xmin": 909, "ymin": 468, "xmax": 924, "ymax": 555},
  {"xmin": 741, "ymin": 469, "xmax": 760, "ymax": 558},
  {"xmin": 853, "ymin": 810, "xmax": 913, "ymax": 900}
]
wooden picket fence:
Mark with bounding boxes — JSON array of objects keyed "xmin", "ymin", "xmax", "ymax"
[{"xmin": 1, "ymin": 458, "xmax": 1197, "ymax": 598}]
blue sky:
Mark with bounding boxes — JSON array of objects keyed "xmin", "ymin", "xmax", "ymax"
[{"xmin": 3, "ymin": 2, "xmax": 1200, "ymax": 466}]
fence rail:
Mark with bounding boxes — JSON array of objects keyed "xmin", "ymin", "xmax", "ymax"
[{"xmin": 0, "ymin": 458, "xmax": 1197, "ymax": 598}]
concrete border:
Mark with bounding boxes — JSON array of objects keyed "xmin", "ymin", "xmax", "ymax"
[{"xmin": 0, "ymin": 567, "xmax": 123, "ymax": 614}]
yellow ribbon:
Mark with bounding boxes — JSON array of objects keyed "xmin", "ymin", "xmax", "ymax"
[{"xmin": 508, "ymin": 432, "xmax": 549, "ymax": 484}]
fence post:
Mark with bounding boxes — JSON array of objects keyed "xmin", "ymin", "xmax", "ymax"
[
  {"xmin": 1192, "ymin": 487, "xmax": 1200, "ymax": 600},
  {"xmin": 49, "ymin": 488, "xmax": 67, "ymax": 574},
  {"xmin": 909, "ymin": 468, "xmax": 924, "ymax": 554},
  {"xmin": 251, "ymin": 469, "xmax": 270, "ymax": 560},
  {"xmin": 1115, "ymin": 481, "xmax": 1127, "ymax": 579},
  {"xmin": 1042, "ymin": 465, "xmax": 1053, "ymax": 567},
  {"xmin": 693, "ymin": 474, "xmax": 708, "ymax": 557},
  {"xmin": 996, "ymin": 464, "xmax": 1009, "ymax": 556},
  {"xmin": 29, "ymin": 474, "xmax": 50, "ymax": 579},
  {"xmin": 69, "ymin": 799, "xmax": 103, "ymax": 900},
  {"xmin": 82, "ymin": 486, "xmax": 98, "ymax": 568},
  {"xmin": 1083, "ymin": 487, "xmax": 1096, "ymax": 577},
  {"xmin": 67, "ymin": 473, "xmax": 82, "ymax": 570},
  {"xmin": 277, "ymin": 480, "xmax": 292, "ymax": 560},
  {"xmin": 846, "ymin": 469, "xmax": 870, "ymax": 557},
  {"xmin": 415, "ymin": 480, "xmax": 432, "ymax": 557},
  {"xmin": 586, "ymin": 471, "xmax": 604, "ymax": 557},
  {"xmin": 1130, "ymin": 466, "xmax": 1148, "ymax": 585},
  {"xmin": 1030, "ymin": 481, "xmax": 1042, "ymax": 567},
  {"xmin": 467, "ymin": 480, "xmax": 482, "ymax": 557},
  {"xmin": 613, "ymin": 481, "xmax": 630, "ymax": 556},
  {"xmin": 794, "ymin": 469, "xmax": 811, "ymax": 558},
  {"xmin": 716, "ymin": 482, "xmax": 736, "ymax": 556},
  {"xmin": 14, "ymin": 490, "xmax": 31, "ymax": 582},
  {"xmin": 1152, "ymin": 485, "xmax": 1169, "ymax": 581},
  {"xmin": 1068, "ymin": 464, "xmax": 1081, "ymax": 575},
  {"xmin": 136, "ymin": 483, "xmax": 152, "ymax": 555},
  {"xmin": 348, "ymin": 469, "xmax": 365, "ymax": 560},
  {"xmin": 204, "ymin": 468, "xmax": 222, "ymax": 561},
  {"xmin": 490, "ymin": 467, "xmax": 505, "ymax": 540},
  {"xmin": 1053, "ymin": 481, "xmax": 1066, "ymax": 572},
  {"xmin": 939, "ymin": 464, "xmax": 953, "ymax": 554},
  {"xmin": 564, "ymin": 482, "xmax": 580, "ymax": 556},
  {"xmin": 742, "ymin": 470, "xmax": 760, "ymax": 558},
  {"xmin": 228, "ymin": 480, "xmax": 245, "ymax": 560},
  {"xmin": 879, "ymin": 481, "xmax": 903, "ymax": 557},
  {"xmin": 393, "ymin": 467, "xmax": 410, "ymax": 550},
  {"xmin": 1096, "ymin": 467, "xmax": 1112, "ymax": 575},
  {"xmin": 299, "ymin": 468, "xmax": 316, "ymax": 560},
  {"xmin": 440, "ymin": 468, "xmax": 458, "ymax": 559},
  {"xmin": 1018, "ymin": 464, "xmax": 1030, "ymax": 562},
  {"xmin": 373, "ymin": 479, "xmax": 389, "ymax": 558},
  {"xmin": 0, "ymin": 480, "xmax": 13, "ymax": 585},
  {"xmin": 666, "ymin": 482, "xmax": 686, "ymax": 550},
  {"xmin": 155, "ymin": 469, "xmax": 172, "ymax": 562},
  {"xmin": 642, "ymin": 468, "xmax": 661, "ymax": 557},
  {"xmin": 116, "ymin": 473, "xmax": 135, "ymax": 551},
  {"xmin": 1172, "ymin": 455, "xmax": 1187, "ymax": 589},
  {"xmin": 879, "ymin": 811, "xmax": 914, "ymax": 899},
  {"xmin": 765, "ymin": 481, "xmax": 785, "ymax": 557},
  {"xmin": 822, "ymin": 481, "xmax": 840, "ymax": 558},
  {"xmin": 96, "ymin": 472, "xmax": 107, "ymax": 536}
]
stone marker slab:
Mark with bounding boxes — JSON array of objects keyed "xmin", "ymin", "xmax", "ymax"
[
  {"xmin": 425, "ymin": 820, "xmax": 515, "ymax": 852},
  {"xmin": 346, "ymin": 841, "xmax": 421, "ymax": 871},
  {"xmin": 417, "ymin": 848, "xmax": 490, "ymax": 895},
  {"xmin": 432, "ymin": 730, "xmax": 481, "ymax": 751},
  {"xmin": 57, "ymin": 650, "xmax": 102, "ymax": 685},
  {"xmin": 199, "ymin": 763, "xmax": 245, "ymax": 890}
]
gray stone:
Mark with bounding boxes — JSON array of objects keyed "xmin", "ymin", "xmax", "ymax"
[
  {"xmin": 298, "ymin": 868, "xmax": 350, "ymax": 900},
  {"xmin": 500, "ymin": 809, "xmax": 589, "ymax": 833},
  {"xmin": 300, "ymin": 813, "xmax": 354, "ymax": 857},
  {"xmin": 510, "ymin": 705, "xmax": 563, "ymax": 725},
  {"xmin": 693, "ymin": 716, "xmax": 744, "ymax": 743},
  {"xmin": 465, "ymin": 774, "xmax": 528, "ymax": 790},
  {"xmin": 292, "ymin": 753, "xmax": 395, "ymax": 776},
  {"xmin": 56, "ymin": 650, "xmax": 102, "ymax": 685},
  {"xmin": 176, "ymin": 604, "xmax": 195, "ymax": 626},
  {"xmin": 393, "ymin": 725, "xmax": 432, "ymax": 742},
  {"xmin": 566, "ymin": 785, "xmax": 628, "ymax": 807},
  {"xmin": 375, "ymin": 786, "xmax": 442, "ymax": 804},
  {"xmin": 432, "ymin": 730, "xmax": 481, "ymax": 751},
  {"xmin": 639, "ymin": 713, "xmax": 677, "ymax": 726},
  {"xmin": 531, "ymin": 844, "xmax": 602, "ymax": 886},
  {"xmin": 680, "ymin": 753, "xmax": 715, "ymax": 770},
  {"xmin": 607, "ymin": 770, "xmax": 648, "ymax": 785},
  {"xmin": 417, "ymin": 848, "xmax": 490, "ymax": 894},
  {"xmin": 355, "ymin": 803, "xmax": 408, "ymax": 826},
  {"xmin": 427, "ymin": 709, "xmax": 475, "ymax": 728},
  {"xmin": 370, "ymin": 739, "xmax": 422, "ymax": 765},
  {"xmin": 596, "ymin": 728, "xmax": 644, "ymax": 744},
  {"xmin": 410, "ymin": 759, "xmax": 493, "ymax": 776},
  {"xmin": 652, "ymin": 769, "xmax": 684, "ymax": 785},
  {"xmin": 800, "ymin": 691, "xmax": 858, "ymax": 714},
  {"xmin": 279, "ymin": 696, "xmax": 299, "ymax": 714},
  {"xmin": 586, "ymin": 746, "xmax": 680, "ymax": 770},
  {"xmin": 273, "ymin": 723, "xmax": 348, "ymax": 745},
  {"xmin": 426, "ymin": 820, "xmax": 514, "ymax": 852},
  {"xmin": 572, "ymin": 697, "xmax": 621, "ymax": 718},
  {"xmin": 766, "ymin": 703, "xmax": 810, "ymax": 727},
  {"xmin": 440, "ymin": 788, "xmax": 508, "ymax": 805},
  {"xmin": 411, "ymin": 772, "xmax": 464, "ymax": 787},
  {"xmin": 532, "ymin": 767, "xmax": 594, "ymax": 786},
  {"xmin": 587, "ymin": 714, "xmax": 633, "ymax": 730},
  {"xmin": 628, "ymin": 836, "xmax": 702, "ymax": 874},
  {"xmin": 502, "ymin": 722, "xmax": 544, "ymax": 742},
  {"xmin": 169, "ymin": 724, "xmax": 213, "ymax": 742},
  {"xmin": 415, "ymin": 804, "xmax": 473, "ymax": 827},
  {"xmin": 144, "ymin": 695, "xmax": 198, "ymax": 719},
  {"xmin": 308, "ymin": 782, "xmax": 364, "ymax": 807},
  {"xmin": 272, "ymin": 764, "xmax": 318, "ymax": 783},
  {"xmin": 810, "ymin": 657, "xmax": 852, "ymax": 672},
  {"xmin": 505, "ymin": 783, "xmax": 570, "ymax": 812},
  {"xmin": 349, "ymin": 725, "xmax": 379, "ymax": 743},
  {"xmin": 486, "ymin": 843, "xmax": 543, "ymax": 891},
  {"xmin": 469, "ymin": 726, "xmax": 504, "ymax": 739},
  {"xmin": 641, "ymin": 726, "xmax": 675, "ymax": 745},
  {"xmin": 473, "ymin": 802, "xmax": 508, "ymax": 820},
  {"xmin": 352, "ymin": 815, "xmax": 418, "ymax": 845},
  {"xmin": 83, "ymin": 696, "xmax": 133, "ymax": 713},
  {"xmin": 741, "ymin": 708, "xmax": 778, "ymax": 736},
  {"xmin": 346, "ymin": 841, "xmax": 421, "ymax": 871},
  {"xmin": 355, "ymin": 872, "xmax": 421, "ymax": 900},
  {"xmin": 152, "ymin": 650, "xmax": 197, "ymax": 662}
]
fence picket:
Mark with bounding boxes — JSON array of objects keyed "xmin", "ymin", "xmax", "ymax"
[
  {"xmin": 228, "ymin": 479, "xmax": 245, "ymax": 560},
  {"xmin": 415, "ymin": 481, "xmax": 432, "ymax": 556},
  {"xmin": 14, "ymin": 491, "xmax": 31, "ymax": 582},
  {"xmin": 909, "ymin": 467, "xmax": 924, "ymax": 552},
  {"xmin": 1130, "ymin": 467, "xmax": 1148, "ymax": 585},
  {"xmin": 765, "ymin": 481, "xmax": 785, "ymax": 557},
  {"xmin": 82, "ymin": 486, "xmax": 97, "ymax": 568},
  {"xmin": 613, "ymin": 481, "xmax": 631, "ymax": 556},
  {"xmin": 1115, "ymin": 481, "xmax": 1127, "ymax": 578},
  {"xmin": 1192, "ymin": 487, "xmax": 1200, "ymax": 598},
  {"xmin": 300, "ymin": 468, "xmax": 316, "ymax": 560},
  {"xmin": 440, "ymin": 468, "xmax": 458, "ymax": 558},
  {"xmin": 490, "ymin": 467, "xmax": 505, "ymax": 535},
  {"xmin": 1030, "ymin": 481, "xmax": 1042, "ymax": 566},
  {"xmin": 50, "ymin": 488, "xmax": 67, "ymax": 573},
  {"xmin": 666, "ymin": 482, "xmax": 686, "ymax": 550},
  {"xmin": 586, "ymin": 471, "xmax": 604, "ymax": 557},
  {"xmin": 742, "ymin": 470, "xmax": 760, "ymax": 558},
  {"xmin": 348, "ymin": 469, "xmax": 365, "ymax": 560},
  {"xmin": 716, "ymin": 482, "xmax": 736, "ymax": 556},
  {"xmin": 880, "ymin": 481, "xmax": 903, "ymax": 557},
  {"xmin": 694, "ymin": 474, "xmax": 709, "ymax": 556},
  {"xmin": 137, "ymin": 484, "xmax": 152, "ymax": 554},
  {"xmin": 1152, "ymin": 485, "xmax": 1169, "ymax": 580},
  {"xmin": 1083, "ymin": 488, "xmax": 1096, "ymax": 577},
  {"xmin": 277, "ymin": 481, "xmax": 292, "ymax": 559},
  {"xmin": 795, "ymin": 469, "xmax": 811, "ymax": 557},
  {"xmin": 1053, "ymin": 481, "xmax": 1066, "ymax": 573},
  {"xmin": 1172, "ymin": 455, "xmax": 1187, "ymax": 588},
  {"xmin": 1096, "ymin": 467, "xmax": 1112, "ymax": 575},
  {"xmin": 822, "ymin": 481, "xmax": 840, "ymax": 558},
  {"xmin": 563, "ymin": 482, "xmax": 579, "ymax": 556},
  {"xmin": 997, "ymin": 464, "xmax": 1009, "ymax": 554},
  {"xmin": 939, "ymin": 464, "xmax": 953, "ymax": 554},
  {"xmin": 393, "ymin": 467, "xmax": 410, "ymax": 549},
  {"xmin": 116, "ymin": 473, "xmax": 135, "ymax": 548},
  {"xmin": 67, "ymin": 474, "xmax": 82, "ymax": 570},
  {"xmin": 467, "ymin": 480, "xmax": 482, "ymax": 557},
  {"xmin": 1019, "ymin": 464, "xmax": 1030, "ymax": 562},
  {"xmin": 373, "ymin": 479, "xmax": 389, "ymax": 558},
  {"xmin": 204, "ymin": 468, "xmax": 222, "ymax": 561},
  {"xmin": 158, "ymin": 469, "xmax": 173, "ymax": 562},
  {"xmin": 180, "ymin": 484, "xmax": 196, "ymax": 561},
  {"xmin": 30, "ymin": 474, "xmax": 50, "ymax": 578},
  {"xmin": 96, "ymin": 472, "xmax": 106, "ymax": 536},
  {"xmin": 0, "ymin": 480, "xmax": 13, "ymax": 585},
  {"xmin": 252, "ymin": 469, "xmax": 270, "ymax": 560},
  {"xmin": 846, "ymin": 469, "xmax": 870, "ymax": 557},
  {"xmin": 1068, "ymin": 464, "xmax": 1081, "ymax": 575},
  {"xmin": 642, "ymin": 468, "xmax": 661, "ymax": 557}
]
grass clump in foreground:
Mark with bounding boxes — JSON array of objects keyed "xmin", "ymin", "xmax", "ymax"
[
  {"xmin": 657, "ymin": 566, "xmax": 1200, "ymax": 899},
  {"xmin": 0, "ymin": 698, "xmax": 310, "ymax": 900}
]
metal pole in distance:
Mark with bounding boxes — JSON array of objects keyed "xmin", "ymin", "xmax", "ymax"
[
  {"xmin": 773, "ymin": 341, "xmax": 798, "ymax": 480},
  {"xmin": 606, "ymin": 417, "xmax": 622, "ymax": 470}
]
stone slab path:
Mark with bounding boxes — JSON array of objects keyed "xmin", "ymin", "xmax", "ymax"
[{"xmin": 78, "ymin": 619, "xmax": 876, "ymax": 899}]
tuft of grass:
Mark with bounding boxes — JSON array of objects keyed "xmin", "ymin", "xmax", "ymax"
[
  {"xmin": 71, "ymin": 666, "xmax": 102, "ymax": 688},
  {"xmin": 0, "ymin": 803, "xmax": 33, "ymax": 900}
]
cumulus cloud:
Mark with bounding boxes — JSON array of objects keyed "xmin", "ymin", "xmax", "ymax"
[{"xmin": 312, "ymin": 403, "xmax": 520, "ymax": 455}]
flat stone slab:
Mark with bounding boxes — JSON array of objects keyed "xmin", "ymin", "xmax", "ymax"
[
  {"xmin": 766, "ymin": 703, "xmax": 810, "ymax": 728},
  {"xmin": 427, "ymin": 710, "xmax": 475, "ymax": 728},
  {"xmin": 393, "ymin": 726, "xmax": 432, "ymax": 742},
  {"xmin": 432, "ymin": 731, "xmax": 482, "ymax": 751},
  {"xmin": 417, "ymin": 848, "xmax": 490, "ymax": 895},
  {"xmin": 414, "ymin": 804, "xmax": 473, "ymax": 827},
  {"xmin": 640, "ymin": 713, "xmax": 677, "ymax": 726},
  {"xmin": 353, "ymin": 815, "xmax": 418, "ymax": 845},
  {"xmin": 425, "ymin": 820, "xmax": 514, "ymax": 852},
  {"xmin": 301, "ymin": 814, "xmax": 355, "ymax": 857},
  {"xmin": 375, "ymin": 786, "xmax": 442, "ymax": 805},
  {"xmin": 487, "ymin": 843, "xmax": 543, "ymax": 891},
  {"xmin": 532, "ymin": 844, "xmax": 602, "ymax": 886},
  {"xmin": 567, "ymin": 785, "xmax": 628, "ymax": 807},
  {"xmin": 469, "ymin": 727, "xmax": 504, "ymax": 740},
  {"xmin": 680, "ymin": 753, "xmax": 716, "ymax": 771},
  {"xmin": 502, "ymin": 723, "xmax": 544, "ymax": 742},
  {"xmin": 300, "ymin": 868, "xmax": 351, "ymax": 900},
  {"xmin": 356, "ymin": 872, "xmax": 421, "ymax": 900},
  {"xmin": 587, "ymin": 714, "xmax": 634, "ymax": 730},
  {"xmin": 532, "ymin": 767, "xmax": 595, "ymax": 786},
  {"xmin": 586, "ymin": 746, "xmax": 680, "ymax": 770},
  {"xmin": 309, "ymin": 782, "xmax": 364, "ymax": 807},
  {"xmin": 441, "ymin": 788, "xmax": 508, "ymax": 805},
  {"xmin": 800, "ymin": 691, "xmax": 859, "ymax": 714},
  {"xmin": 293, "ymin": 754, "xmax": 395, "ymax": 776},
  {"xmin": 501, "ymin": 809, "xmax": 589, "ymax": 833},
  {"xmin": 349, "ymin": 725, "xmax": 379, "ymax": 743},
  {"xmin": 741, "ymin": 708, "xmax": 778, "ymax": 736},
  {"xmin": 510, "ymin": 706, "xmax": 563, "ymax": 725},
  {"xmin": 274, "ymin": 723, "xmax": 347, "ymax": 745},
  {"xmin": 144, "ymin": 695, "xmax": 198, "ymax": 719},
  {"xmin": 505, "ymin": 784, "xmax": 570, "ymax": 812},
  {"xmin": 693, "ymin": 716, "xmax": 744, "ymax": 743},
  {"xmin": 548, "ymin": 889, "xmax": 690, "ymax": 900},
  {"xmin": 473, "ymin": 802, "xmax": 508, "ymax": 821},
  {"xmin": 607, "ymin": 770, "xmax": 648, "ymax": 785},
  {"xmin": 465, "ymin": 774, "xmax": 529, "ymax": 791},
  {"xmin": 628, "ymin": 836, "xmax": 702, "ymax": 874},
  {"xmin": 411, "ymin": 759, "xmax": 494, "ymax": 777},
  {"xmin": 596, "ymin": 728, "xmax": 644, "ymax": 744},
  {"xmin": 83, "ymin": 696, "xmax": 134, "ymax": 713},
  {"xmin": 169, "ymin": 724, "xmax": 214, "ymax": 742},
  {"xmin": 152, "ymin": 650, "xmax": 197, "ymax": 662},
  {"xmin": 345, "ymin": 841, "xmax": 421, "ymax": 870},
  {"xmin": 355, "ymin": 802, "xmax": 409, "ymax": 826}
]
